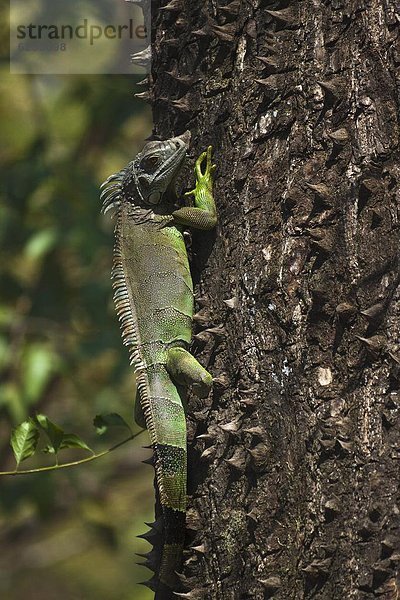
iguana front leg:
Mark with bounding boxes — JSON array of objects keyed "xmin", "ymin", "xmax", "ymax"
[{"xmin": 172, "ymin": 145, "xmax": 217, "ymax": 230}]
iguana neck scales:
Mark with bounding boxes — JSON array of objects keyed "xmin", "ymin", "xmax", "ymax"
[{"xmin": 101, "ymin": 131, "xmax": 217, "ymax": 596}]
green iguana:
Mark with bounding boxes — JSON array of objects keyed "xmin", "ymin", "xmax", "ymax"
[{"xmin": 100, "ymin": 131, "xmax": 217, "ymax": 596}]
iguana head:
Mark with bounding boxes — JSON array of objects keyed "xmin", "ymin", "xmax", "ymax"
[{"xmin": 101, "ymin": 131, "xmax": 191, "ymax": 214}]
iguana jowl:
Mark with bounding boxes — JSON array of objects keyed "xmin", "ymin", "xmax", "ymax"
[{"xmin": 101, "ymin": 131, "xmax": 217, "ymax": 594}]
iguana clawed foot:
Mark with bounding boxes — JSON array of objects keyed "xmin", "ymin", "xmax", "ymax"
[{"xmin": 185, "ymin": 145, "xmax": 216, "ymax": 198}]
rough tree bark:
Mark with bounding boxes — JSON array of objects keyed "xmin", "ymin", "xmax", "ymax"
[{"xmin": 147, "ymin": 0, "xmax": 400, "ymax": 598}]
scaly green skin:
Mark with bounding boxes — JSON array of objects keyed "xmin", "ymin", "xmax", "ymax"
[{"xmin": 101, "ymin": 135, "xmax": 217, "ymax": 594}]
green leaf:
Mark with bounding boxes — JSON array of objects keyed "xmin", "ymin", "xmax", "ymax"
[
  {"xmin": 42, "ymin": 434, "xmax": 92, "ymax": 454},
  {"xmin": 11, "ymin": 419, "xmax": 40, "ymax": 467},
  {"xmin": 24, "ymin": 228, "xmax": 57, "ymax": 260},
  {"xmin": 60, "ymin": 434, "xmax": 93, "ymax": 453},
  {"xmin": 22, "ymin": 344, "xmax": 57, "ymax": 406},
  {"xmin": 35, "ymin": 414, "xmax": 64, "ymax": 454},
  {"xmin": 93, "ymin": 413, "xmax": 132, "ymax": 436},
  {"xmin": 0, "ymin": 382, "xmax": 25, "ymax": 424}
]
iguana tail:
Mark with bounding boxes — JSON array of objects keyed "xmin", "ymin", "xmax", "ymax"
[{"xmin": 137, "ymin": 362, "xmax": 187, "ymax": 595}]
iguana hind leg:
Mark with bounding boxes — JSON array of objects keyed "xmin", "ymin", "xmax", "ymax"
[{"xmin": 166, "ymin": 346, "xmax": 212, "ymax": 398}]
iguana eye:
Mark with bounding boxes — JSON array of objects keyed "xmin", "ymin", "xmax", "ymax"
[
  {"xmin": 140, "ymin": 155, "xmax": 160, "ymax": 171},
  {"xmin": 148, "ymin": 191, "xmax": 161, "ymax": 204}
]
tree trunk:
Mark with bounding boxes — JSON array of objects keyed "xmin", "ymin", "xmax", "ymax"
[{"xmin": 149, "ymin": 1, "xmax": 400, "ymax": 598}]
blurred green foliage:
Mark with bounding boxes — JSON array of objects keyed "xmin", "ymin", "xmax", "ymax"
[{"xmin": 0, "ymin": 65, "xmax": 154, "ymax": 599}]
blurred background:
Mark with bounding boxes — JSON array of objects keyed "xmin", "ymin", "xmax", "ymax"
[{"xmin": 0, "ymin": 50, "xmax": 155, "ymax": 599}]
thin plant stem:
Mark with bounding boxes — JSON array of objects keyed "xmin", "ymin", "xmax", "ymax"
[{"xmin": 0, "ymin": 430, "xmax": 146, "ymax": 476}]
